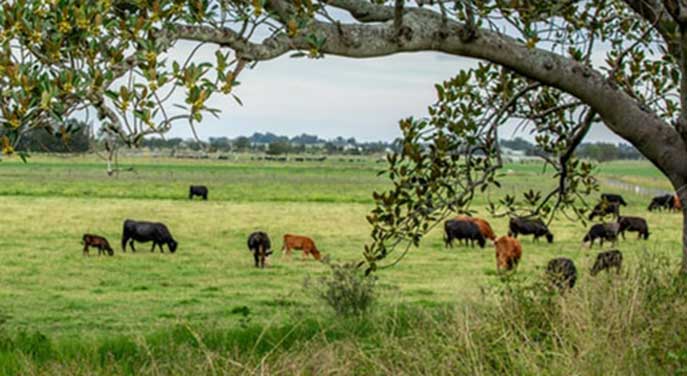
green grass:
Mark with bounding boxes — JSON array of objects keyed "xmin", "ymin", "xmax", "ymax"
[{"xmin": 0, "ymin": 154, "xmax": 684, "ymax": 373}]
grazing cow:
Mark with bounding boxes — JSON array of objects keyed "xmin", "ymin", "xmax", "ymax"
[
  {"xmin": 590, "ymin": 250, "xmax": 623, "ymax": 276},
  {"xmin": 494, "ymin": 236, "xmax": 522, "ymax": 271},
  {"xmin": 648, "ymin": 194, "xmax": 674, "ymax": 211},
  {"xmin": 588, "ymin": 201, "xmax": 620, "ymax": 220},
  {"xmin": 444, "ymin": 219, "xmax": 486, "ymax": 248},
  {"xmin": 582, "ymin": 223, "xmax": 620, "ymax": 247},
  {"xmin": 189, "ymin": 185, "xmax": 208, "ymax": 200},
  {"xmin": 281, "ymin": 234, "xmax": 322, "ymax": 261},
  {"xmin": 508, "ymin": 217, "xmax": 554, "ymax": 243},
  {"xmin": 617, "ymin": 216, "xmax": 650, "ymax": 240},
  {"xmin": 455, "ymin": 215, "xmax": 496, "ymax": 240},
  {"xmin": 601, "ymin": 193, "xmax": 627, "ymax": 206},
  {"xmin": 546, "ymin": 258, "xmax": 577, "ymax": 290},
  {"xmin": 247, "ymin": 231, "xmax": 272, "ymax": 268},
  {"xmin": 82, "ymin": 234, "xmax": 114, "ymax": 256},
  {"xmin": 121, "ymin": 219, "xmax": 178, "ymax": 253}
]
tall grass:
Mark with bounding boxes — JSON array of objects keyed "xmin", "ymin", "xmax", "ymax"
[{"xmin": 4, "ymin": 253, "xmax": 686, "ymax": 375}]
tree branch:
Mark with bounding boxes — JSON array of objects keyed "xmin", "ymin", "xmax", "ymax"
[{"xmin": 173, "ymin": 4, "xmax": 687, "ymax": 183}]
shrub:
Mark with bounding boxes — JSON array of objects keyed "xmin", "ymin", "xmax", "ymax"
[{"xmin": 308, "ymin": 261, "xmax": 376, "ymax": 317}]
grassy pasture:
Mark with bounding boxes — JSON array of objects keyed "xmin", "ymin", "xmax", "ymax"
[{"xmin": 0, "ymin": 154, "xmax": 685, "ymax": 373}]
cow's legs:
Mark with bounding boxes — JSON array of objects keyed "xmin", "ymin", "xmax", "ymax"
[
  {"xmin": 129, "ymin": 240, "xmax": 137, "ymax": 252},
  {"xmin": 151, "ymin": 243, "xmax": 156, "ymax": 252},
  {"xmin": 253, "ymin": 251, "xmax": 260, "ymax": 268},
  {"xmin": 259, "ymin": 247, "xmax": 266, "ymax": 268},
  {"xmin": 259, "ymin": 246, "xmax": 266, "ymax": 268},
  {"xmin": 83, "ymin": 244, "xmax": 89, "ymax": 256}
]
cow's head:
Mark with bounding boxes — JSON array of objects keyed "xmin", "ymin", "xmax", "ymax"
[
  {"xmin": 582, "ymin": 233, "xmax": 591, "ymax": 243},
  {"xmin": 590, "ymin": 259, "xmax": 604, "ymax": 276},
  {"xmin": 477, "ymin": 237, "xmax": 486, "ymax": 248},
  {"xmin": 168, "ymin": 240, "xmax": 178, "ymax": 253},
  {"xmin": 546, "ymin": 232, "xmax": 554, "ymax": 243}
]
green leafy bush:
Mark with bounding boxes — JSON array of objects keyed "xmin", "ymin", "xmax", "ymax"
[{"xmin": 308, "ymin": 261, "xmax": 376, "ymax": 317}]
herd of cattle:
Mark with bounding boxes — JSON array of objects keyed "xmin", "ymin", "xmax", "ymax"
[
  {"xmin": 80, "ymin": 185, "xmax": 678, "ymax": 289},
  {"xmin": 81, "ymin": 185, "xmax": 323, "ymax": 268},
  {"xmin": 445, "ymin": 192, "xmax": 680, "ymax": 290}
]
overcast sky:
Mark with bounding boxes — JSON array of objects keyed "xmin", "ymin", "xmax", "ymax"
[{"xmin": 160, "ymin": 41, "xmax": 625, "ymax": 144}]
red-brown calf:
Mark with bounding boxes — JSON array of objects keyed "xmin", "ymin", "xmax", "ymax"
[
  {"xmin": 281, "ymin": 234, "xmax": 322, "ymax": 261},
  {"xmin": 493, "ymin": 235, "xmax": 522, "ymax": 271},
  {"xmin": 82, "ymin": 234, "xmax": 114, "ymax": 256}
]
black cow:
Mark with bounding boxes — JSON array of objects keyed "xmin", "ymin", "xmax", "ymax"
[
  {"xmin": 588, "ymin": 201, "xmax": 620, "ymax": 220},
  {"xmin": 546, "ymin": 258, "xmax": 577, "ymax": 290},
  {"xmin": 189, "ymin": 185, "xmax": 208, "ymax": 200},
  {"xmin": 648, "ymin": 194, "xmax": 674, "ymax": 211},
  {"xmin": 247, "ymin": 231, "xmax": 272, "ymax": 268},
  {"xmin": 582, "ymin": 223, "xmax": 620, "ymax": 247},
  {"xmin": 617, "ymin": 216, "xmax": 650, "ymax": 240},
  {"xmin": 601, "ymin": 193, "xmax": 627, "ymax": 206},
  {"xmin": 590, "ymin": 250, "xmax": 623, "ymax": 275},
  {"xmin": 444, "ymin": 219, "xmax": 486, "ymax": 248},
  {"xmin": 121, "ymin": 219, "xmax": 178, "ymax": 253},
  {"xmin": 508, "ymin": 217, "xmax": 554, "ymax": 243}
]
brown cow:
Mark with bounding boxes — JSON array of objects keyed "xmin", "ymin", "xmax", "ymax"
[
  {"xmin": 675, "ymin": 194, "xmax": 683, "ymax": 211},
  {"xmin": 281, "ymin": 234, "xmax": 322, "ymax": 261},
  {"xmin": 494, "ymin": 235, "xmax": 522, "ymax": 271},
  {"xmin": 82, "ymin": 234, "xmax": 114, "ymax": 256},
  {"xmin": 455, "ymin": 215, "xmax": 496, "ymax": 240}
]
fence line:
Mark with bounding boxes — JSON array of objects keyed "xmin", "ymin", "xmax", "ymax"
[{"xmin": 601, "ymin": 177, "xmax": 670, "ymax": 197}]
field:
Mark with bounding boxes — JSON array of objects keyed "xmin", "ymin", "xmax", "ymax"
[{"xmin": 0, "ymin": 155, "xmax": 685, "ymax": 373}]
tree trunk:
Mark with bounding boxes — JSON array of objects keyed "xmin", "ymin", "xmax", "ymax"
[{"xmin": 679, "ymin": 189, "xmax": 687, "ymax": 273}]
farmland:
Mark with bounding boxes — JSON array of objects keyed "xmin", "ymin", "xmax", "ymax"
[{"xmin": 0, "ymin": 155, "xmax": 684, "ymax": 374}]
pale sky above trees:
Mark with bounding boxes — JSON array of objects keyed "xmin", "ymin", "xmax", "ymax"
[{"xmin": 164, "ymin": 41, "xmax": 624, "ymax": 143}]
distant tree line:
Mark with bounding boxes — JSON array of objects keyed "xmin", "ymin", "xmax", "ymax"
[
  {"xmin": 142, "ymin": 133, "xmax": 397, "ymax": 156},
  {"xmin": 9, "ymin": 129, "xmax": 639, "ymax": 161},
  {"xmin": 501, "ymin": 137, "xmax": 643, "ymax": 162}
]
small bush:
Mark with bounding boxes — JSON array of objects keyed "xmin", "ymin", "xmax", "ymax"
[{"xmin": 307, "ymin": 261, "xmax": 376, "ymax": 317}]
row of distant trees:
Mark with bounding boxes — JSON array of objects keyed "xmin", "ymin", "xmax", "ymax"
[
  {"xmin": 142, "ymin": 133, "xmax": 395, "ymax": 156},
  {"xmin": 10, "ymin": 126, "xmax": 643, "ymax": 162},
  {"xmin": 501, "ymin": 137, "xmax": 643, "ymax": 162}
]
